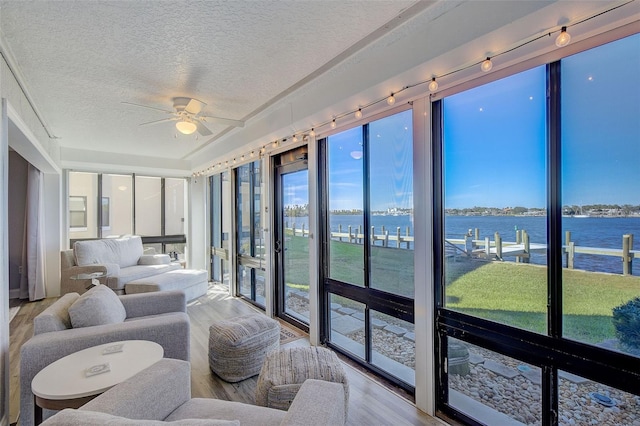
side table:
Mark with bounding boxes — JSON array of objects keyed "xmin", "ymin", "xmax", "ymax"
[
  {"xmin": 69, "ymin": 271, "xmax": 109, "ymax": 290},
  {"xmin": 31, "ymin": 340, "xmax": 163, "ymax": 424}
]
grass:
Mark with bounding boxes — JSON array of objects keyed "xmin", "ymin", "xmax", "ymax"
[
  {"xmin": 445, "ymin": 260, "xmax": 640, "ymax": 343},
  {"xmin": 286, "ymin": 233, "xmax": 415, "ymax": 298},
  {"xmin": 283, "ymin": 233, "xmax": 640, "ymax": 345}
]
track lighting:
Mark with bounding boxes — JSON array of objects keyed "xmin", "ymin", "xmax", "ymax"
[
  {"xmin": 196, "ymin": 5, "xmax": 624, "ymax": 180},
  {"xmin": 555, "ymin": 26, "xmax": 571, "ymax": 47}
]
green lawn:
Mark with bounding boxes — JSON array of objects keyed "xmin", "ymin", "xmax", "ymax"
[
  {"xmin": 285, "ymin": 234, "xmax": 414, "ymax": 298},
  {"xmin": 283, "ymin": 234, "xmax": 640, "ymax": 345},
  {"xmin": 445, "ymin": 260, "xmax": 640, "ymax": 343}
]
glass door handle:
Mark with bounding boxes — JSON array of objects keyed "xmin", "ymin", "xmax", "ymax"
[{"xmin": 274, "ymin": 240, "xmax": 282, "ymax": 253}]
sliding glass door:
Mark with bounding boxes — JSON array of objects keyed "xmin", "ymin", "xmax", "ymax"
[
  {"xmin": 235, "ymin": 160, "xmax": 265, "ymax": 307},
  {"xmin": 274, "ymin": 147, "xmax": 310, "ymax": 330},
  {"xmin": 210, "ymin": 171, "xmax": 230, "ymax": 288}
]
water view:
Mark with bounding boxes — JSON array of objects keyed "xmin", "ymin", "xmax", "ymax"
[{"xmin": 285, "ymin": 214, "xmax": 639, "ymax": 276}]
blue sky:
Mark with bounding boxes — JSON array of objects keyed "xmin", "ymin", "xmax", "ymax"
[
  {"xmin": 285, "ymin": 34, "xmax": 639, "ymax": 211},
  {"xmin": 327, "ymin": 110, "xmax": 413, "ymax": 211},
  {"xmin": 444, "ymin": 34, "xmax": 639, "ymax": 209}
]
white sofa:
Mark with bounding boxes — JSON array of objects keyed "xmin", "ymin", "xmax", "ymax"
[{"xmin": 60, "ymin": 236, "xmax": 181, "ymax": 295}]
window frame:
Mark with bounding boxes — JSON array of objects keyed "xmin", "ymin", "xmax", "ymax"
[
  {"xmin": 319, "ymin": 106, "xmax": 416, "ymax": 392},
  {"xmin": 433, "ymin": 42, "xmax": 640, "ymax": 424}
]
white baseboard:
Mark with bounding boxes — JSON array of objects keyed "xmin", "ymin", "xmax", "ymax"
[{"xmin": 8, "ymin": 288, "xmax": 20, "ymax": 299}]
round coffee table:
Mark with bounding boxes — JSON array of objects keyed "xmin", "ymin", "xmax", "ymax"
[{"xmin": 31, "ymin": 340, "xmax": 163, "ymax": 424}]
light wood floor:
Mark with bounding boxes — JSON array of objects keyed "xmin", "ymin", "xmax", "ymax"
[{"xmin": 9, "ymin": 285, "xmax": 444, "ymax": 425}]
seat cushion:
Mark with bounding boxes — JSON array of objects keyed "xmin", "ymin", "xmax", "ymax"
[
  {"xmin": 41, "ymin": 409, "xmax": 240, "ymax": 425},
  {"xmin": 165, "ymin": 398, "xmax": 286, "ymax": 426},
  {"xmin": 68, "ymin": 284, "xmax": 127, "ymax": 328},
  {"xmin": 125, "ymin": 269, "xmax": 208, "ymax": 301}
]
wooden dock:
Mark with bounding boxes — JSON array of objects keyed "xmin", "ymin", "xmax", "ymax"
[{"xmin": 447, "ymin": 229, "xmax": 637, "ymax": 275}]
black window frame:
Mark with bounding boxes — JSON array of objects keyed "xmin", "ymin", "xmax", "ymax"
[
  {"xmin": 319, "ymin": 110, "xmax": 416, "ymax": 393},
  {"xmin": 433, "ymin": 59, "xmax": 640, "ymax": 426}
]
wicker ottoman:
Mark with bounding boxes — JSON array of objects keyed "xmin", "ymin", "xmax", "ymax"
[
  {"xmin": 208, "ymin": 314, "xmax": 280, "ymax": 382},
  {"xmin": 256, "ymin": 346, "xmax": 349, "ymax": 416}
]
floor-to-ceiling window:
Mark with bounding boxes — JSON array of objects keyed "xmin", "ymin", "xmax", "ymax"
[
  {"xmin": 210, "ymin": 171, "xmax": 231, "ymax": 288},
  {"xmin": 68, "ymin": 172, "xmax": 187, "ymax": 255},
  {"xmin": 434, "ymin": 34, "xmax": 639, "ymax": 426},
  {"xmin": 236, "ymin": 160, "xmax": 265, "ymax": 307},
  {"xmin": 100, "ymin": 174, "xmax": 133, "ymax": 237},
  {"xmin": 320, "ymin": 108, "xmax": 415, "ymax": 389}
]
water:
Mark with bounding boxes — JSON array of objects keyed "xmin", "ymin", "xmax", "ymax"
[
  {"xmin": 285, "ymin": 214, "xmax": 640, "ymax": 276},
  {"xmin": 447, "ymin": 216, "xmax": 639, "ymax": 276}
]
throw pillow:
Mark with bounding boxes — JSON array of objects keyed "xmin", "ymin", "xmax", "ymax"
[{"xmin": 68, "ymin": 284, "xmax": 127, "ymax": 328}]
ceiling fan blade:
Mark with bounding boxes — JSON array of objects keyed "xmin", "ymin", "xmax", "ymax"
[
  {"xmin": 195, "ymin": 120, "xmax": 213, "ymax": 136},
  {"xmin": 185, "ymin": 98, "xmax": 205, "ymax": 115},
  {"xmin": 121, "ymin": 101, "xmax": 174, "ymax": 114},
  {"xmin": 200, "ymin": 115, "xmax": 245, "ymax": 128},
  {"xmin": 139, "ymin": 117, "xmax": 178, "ymax": 126}
]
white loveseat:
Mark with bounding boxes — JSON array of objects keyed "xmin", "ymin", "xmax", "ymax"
[{"xmin": 60, "ymin": 236, "xmax": 181, "ymax": 295}]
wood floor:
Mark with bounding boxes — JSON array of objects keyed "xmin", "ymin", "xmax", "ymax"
[{"xmin": 9, "ymin": 285, "xmax": 444, "ymax": 425}]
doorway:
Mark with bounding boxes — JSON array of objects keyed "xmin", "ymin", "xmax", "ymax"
[{"xmin": 274, "ymin": 146, "xmax": 310, "ymax": 331}]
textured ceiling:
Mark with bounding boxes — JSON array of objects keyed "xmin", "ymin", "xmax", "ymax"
[{"xmin": 0, "ymin": 0, "xmax": 418, "ymax": 162}]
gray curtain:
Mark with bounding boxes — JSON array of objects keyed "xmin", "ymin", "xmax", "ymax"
[{"xmin": 19, "ymin": 164, "xmax": 46, "ymax": 301}]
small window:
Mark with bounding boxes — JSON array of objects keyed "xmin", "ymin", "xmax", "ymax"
[{"xmin": 69, "ymin": 196, "xmax": 87, "ymax": 229}]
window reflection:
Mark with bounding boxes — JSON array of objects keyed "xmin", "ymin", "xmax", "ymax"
[
  {"xmin": 442, "ymin": 66, "xmax": 548, "ymax": 334},
  {"xmin": 561, "ymin": 34, "xmax": 640, "ymax": 356}
]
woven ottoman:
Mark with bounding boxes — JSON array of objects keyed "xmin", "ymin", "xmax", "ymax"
[
  {"xmin": 208, "ymin": 314, "xmax": 280, "ymax": 382},
  {"xmin": 256, "ymin": 346, "xmax": 349, "ymax": 417}
]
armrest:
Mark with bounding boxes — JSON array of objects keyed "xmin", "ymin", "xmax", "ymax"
[
  {"xmin": 138, "ymin": 254, "xmax": 171, "ymax": 265},
  {"xmin": 80, "ymin": 359, "xmax": 191, "ymax": 421},
  {"xmin": 20, "ymin": 314, "xmax": 190, "ymax": 426},
  {"xmin": 119, "ymin": 290, "xmax": 186, "ymax": 317},
  {"xmin": 282, "ymin": 379, "xmax": 346, "ymax": 426}
]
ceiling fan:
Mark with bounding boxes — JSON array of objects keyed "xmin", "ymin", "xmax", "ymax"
[{"xmin": 122, "ymin": 97, "xmax": 244, "ymax": 137}]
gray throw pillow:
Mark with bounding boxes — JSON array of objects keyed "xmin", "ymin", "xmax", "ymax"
[{"xmin": 68, "ymin": 285, "xmax": 127, "ymax": 328}]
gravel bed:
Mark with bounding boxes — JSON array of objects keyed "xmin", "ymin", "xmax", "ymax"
[{"xmin": 286, "ymin": 295, "xmax": 639, "ymax": 425}]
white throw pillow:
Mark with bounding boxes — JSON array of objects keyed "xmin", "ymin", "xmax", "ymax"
[{"xmin": 68, "ymin": 285, "xmax": 127, "ymax": 328}]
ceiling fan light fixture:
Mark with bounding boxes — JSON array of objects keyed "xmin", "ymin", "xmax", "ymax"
[{"xmin": 176, "ymin": 119, "xmax": 197, "ymax": 135}]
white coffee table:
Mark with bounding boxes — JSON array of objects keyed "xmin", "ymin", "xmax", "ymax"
[{"xmin": 31, "ymin": 340, "xmax": 163, "ymax": 424}]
